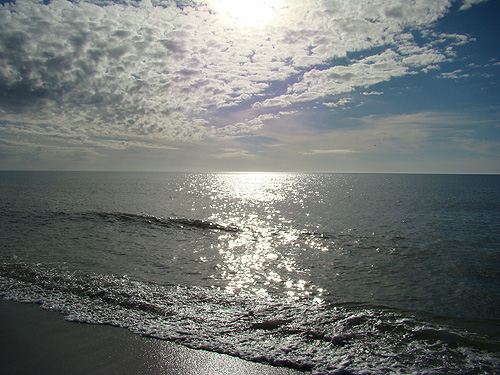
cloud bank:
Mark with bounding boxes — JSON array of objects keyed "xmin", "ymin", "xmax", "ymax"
[{"xmin": 0, "ymin": 0, "xmax": 496, "ymax": 171}]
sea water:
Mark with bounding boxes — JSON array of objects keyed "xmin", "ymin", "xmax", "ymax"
[{"xmin": 0, "ymin": 171, "xmax": 499, "ymax": 374}]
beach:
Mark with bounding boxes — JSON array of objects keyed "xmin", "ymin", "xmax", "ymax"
[{"xmin": 0, "ymin": 299, "xmax": 304, "ymax": 375}]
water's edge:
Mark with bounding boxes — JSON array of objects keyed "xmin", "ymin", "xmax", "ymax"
[{"xmin": 2, "ymin": 262, "xmax": 499, "ymax": 374}]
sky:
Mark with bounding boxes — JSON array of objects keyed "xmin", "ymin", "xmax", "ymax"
[{"xmin": 0, "ymin": 0, "xmax": 499, "ymax": 173}]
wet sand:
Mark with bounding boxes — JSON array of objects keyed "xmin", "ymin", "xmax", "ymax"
[{"xmin": 0, "ymin": 299, "xmax": 305, "ymax": 375}]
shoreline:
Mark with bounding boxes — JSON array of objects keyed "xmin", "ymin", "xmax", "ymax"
[{"xmin": 0, "ymin": 299, "xmax": 305, "ymax": 375}]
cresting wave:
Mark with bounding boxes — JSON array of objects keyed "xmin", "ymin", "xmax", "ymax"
[
  {"xmin": 57, "ymin": 211, "xmax": 240, "ymax": 233},
  {"xmin": 28, "ymin": 210, "xmax": 361, "ymax": 243},
  {"xmin": 1, "ymin": 262, "xmax": 499, "ymax": 374}
]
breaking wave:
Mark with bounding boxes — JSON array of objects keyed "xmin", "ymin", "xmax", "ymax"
[
  {"xmin": 1, "ymin": 262, "xmax": 499, "ymax": 374},
  {"xmin": 56, "ymin": 211, "xmax": 240, "ymax": 233}
]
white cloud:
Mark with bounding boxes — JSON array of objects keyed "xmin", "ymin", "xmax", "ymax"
[
  {"xmin": 352, "ymin": 111, "xmax": 480, "ymax": 153},
  {"xmin": 452, "ymin": 137, "xmax": 500, "ymax": 155},
  {"xmin": 459, "ymin": 0, "xmax": 489, "ymax": 11},
  {"xmin": 257, "ymin": 48, "xmax": 410, "ymax": 108},
  {"xmin": 401, "ymin": 48, "xmax": 448, "ymax": 67},
  {"xmin": 208, "ymin": 111, "xmax": 283, "ymax": 139},
  {"xmin": 0, "ymin": 0, "xmax": 477, "ymax": 154},
  {"xmin": 301, "ymin": 149, "xmax": 357, "ymax": 155},
  {"xmin": 438, "ymin": 69, "xmax": 471, "ymax": 79},
  {"xmin": 324, "ymin": 97, "xmax": 353, "ymax": 108},
  {"xmin": 211, "ymin": 148, "xmax": 258, "ymax": 159},
  {"xmin": 357, "ymin": 111, "xmax": 469, "ymax": 128},
  {"xmin": 250, "ymin": 110, "xmax": 499, "ymax": 170},
  {"xmin": 422, "ymin": 31, "xmax": 474, "ymax": 47}
]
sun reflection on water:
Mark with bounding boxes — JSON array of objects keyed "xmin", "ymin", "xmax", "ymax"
[
  {"xmin": 201, "ymin": 173, "xmax": 324, "ymax": 300},
  {"xmin": 210, "ymin": 172, "xmax": 291, "ymax": 203}
]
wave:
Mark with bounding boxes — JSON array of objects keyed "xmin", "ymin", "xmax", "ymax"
[
  {"xmin": 56, "ymin": 211, "xmax": 240, "ymax": 233},
  {"xmin": 1, "ymin": 262, "xmax": 499, "ymax": 374}
]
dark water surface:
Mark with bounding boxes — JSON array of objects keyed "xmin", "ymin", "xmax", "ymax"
[{"xmin": 1, "ymin": 172, "xmax": 499, "ymax": 373}]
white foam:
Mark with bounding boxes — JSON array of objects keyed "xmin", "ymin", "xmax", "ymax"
[{"xmin": 1, "ymin": 263, "xmax": 499, "ymax": 374}]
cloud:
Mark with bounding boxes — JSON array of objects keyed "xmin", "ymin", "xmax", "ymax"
[
  {"xmin": 275, "ymin": 111, "xmax": 483, "ymax": 160},
  {"xmin": 208, "ymin": 112, "xmax": 281, "ymax": 139},
  {"xmin": 257, "ymin": 49, "xmax": 411, "ymax": 109},
  {"xmin": 452, "ymin": 137, "xmax": 500, "ymax": 155},
  {"xmin": 459, "ymin": 0, "xmax": 489, "ymax": 11},
  {"xmin": 211, "ymin": 148, "xmax": 258, "ymax": 159},
  {"xmin": 349, "ymin": 111, "xmax": 492, "ymax": 155},
  {"xmin": 438, "ymin": 69, "xmax": 471, "ymax": 79},
  {"xmin": 324, "ymin": 97, "xmax": 353, "ymax": 108},
  {"xmin": 0, "ymin": 0, "xmax": 479, "ymax": 157},
  {"xmin": 301, "ymin": 149, "xmax": 357, "ymax": 155},
  {"xmin": 356, "ymin": 111, "xmax": 471, "ymax": 132}
]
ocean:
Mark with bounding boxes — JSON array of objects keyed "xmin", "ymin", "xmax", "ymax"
[{"xmin": 1, "ymin": 171, "xmax": 499, "ymax": 374}]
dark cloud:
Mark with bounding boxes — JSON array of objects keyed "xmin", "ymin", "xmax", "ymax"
[{"xmin": 384, "ymin": 6, "xmax": 404, "ymax": 19}]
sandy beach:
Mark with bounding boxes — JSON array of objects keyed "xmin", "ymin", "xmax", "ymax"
[{"xmin": 0, "ymin": 299, "xmax": 305, "ymax": 375}]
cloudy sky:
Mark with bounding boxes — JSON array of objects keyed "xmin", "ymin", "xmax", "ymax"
[{"xmin": 0, "ymin": 0, "xmax": 499, "ymax": 173}]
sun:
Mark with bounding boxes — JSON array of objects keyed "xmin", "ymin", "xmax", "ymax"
[{"xmin": 215, "ymin": 0, "xmax": 285, "ymax": 28}]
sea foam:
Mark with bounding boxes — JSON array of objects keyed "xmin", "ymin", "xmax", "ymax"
[{"xmin": 1, "ymin": 262, "xmax": 499, "ymax": 374}]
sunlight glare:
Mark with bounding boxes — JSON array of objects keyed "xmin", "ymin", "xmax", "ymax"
[
  {"xmin": 216, "ymin": 0, "xmax": 284, "ymax": 28},
  {"xmin": 201, "ymin": 173, "xmax": 324, "ymax": 301}
]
